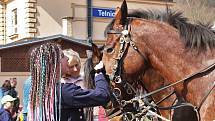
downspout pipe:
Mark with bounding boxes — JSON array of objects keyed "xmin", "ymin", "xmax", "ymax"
[{"xmin": 87, "ymin": 0, "xmax": 93, "ymax": 44}]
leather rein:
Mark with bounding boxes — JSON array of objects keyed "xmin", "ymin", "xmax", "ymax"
[{"xmin": 105, "ymin": 17, "xmax": 215, "ymax": 121}]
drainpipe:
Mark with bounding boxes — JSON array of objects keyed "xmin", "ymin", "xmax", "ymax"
[{"xmin": 87, "ymin": 0, "xmax": 93, "ymax": 43}]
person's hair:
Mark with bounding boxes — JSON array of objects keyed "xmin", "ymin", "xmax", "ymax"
[
  {"xmin": 29, "ymin": 43, "xmax": 62, "ymax": 121},
  {"xmin": 2, "ymin": 80, "xmax": 11, "ymax": 89},
  {"xmin": 63, "ymin": 49, "xmax": 81, "ymax": 66},
  {"xmin": 12, "ymin": 78, "xmax": 17, "ymax": 81},
  {"xmin": 10, "ymin": 78, "xmax": 17, "ymax": 87}
]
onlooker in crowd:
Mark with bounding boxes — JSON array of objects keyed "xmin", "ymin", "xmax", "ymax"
[
  {"xmin": 0, "ymin": 80, "xmax": 12, "ymax": 107},
  {"xmin": 22, "ymin": 77, "xmax": 31, "ymax": 121},
  {"xmin": 8, "ymin": 78, "xmax": 20, "ymax": 121},
  {"xmin": 16, "ymin": 106, "xmax": 24, "ymax": 121},
  {"xmin": 1, "ymin": 80, "xmax": 11, "ymax": 96},
  {"xmin": 98, "ymin": 106, "xmax": 108, "ymax": 121},
  {"xmin": 9, "ymin": 78, "xmax": 18, "ymax": 98},
  {"xmin": 0, "ymin": 95, "xmax": 16, "ymax": 121}
]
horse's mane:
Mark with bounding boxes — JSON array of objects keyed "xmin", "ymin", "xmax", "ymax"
[{"xmin": 106, "ymin": 9, "xmax": 215, "ymax": 49}]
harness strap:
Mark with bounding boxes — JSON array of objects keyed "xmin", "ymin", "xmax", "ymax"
[
  {"xmin": 142, "ymin": 62, "xmax": 215, "ymax": 98},
  {"xmin": 197, "ymin": 81, "xmax": 215, "ymax": 111},
  {"xmin": 107, "ymin": 109, "xmax": 122, "ymax": 119},
  {"xmin": 130, "ymin": 40, "xmax": 149, "ymax": 68},
  {"xmin": 156, "ymin": 91, "xmax": 175, "ymax": 105},
  {"xmin": 148, "ymin": 110, "xmax": 170, "ymax": 121}
]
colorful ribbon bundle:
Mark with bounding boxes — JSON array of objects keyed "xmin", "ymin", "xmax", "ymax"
[{"xmin": 29, "ymin": 43, "xmax": 62, "ymax": 121}]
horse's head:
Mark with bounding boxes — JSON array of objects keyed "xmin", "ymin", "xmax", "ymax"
[
  {"xmin": 86, "ymin": 42, "xmax": 135, "ymax": 100},
  {"xmin": 84, "ymin": 43, "xmax": 103, "ymax": 89},
  {"xmin": 84, "ymin": 43, "xmax": 138, "ymax": 117},
  {"xmin": 102, "ymin": 0, "xmax": 148, "ymax": 82}
]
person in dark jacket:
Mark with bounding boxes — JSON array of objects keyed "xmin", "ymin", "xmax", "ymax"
[
  {"xmin": 1, "ymin": 80, "xmax": 11, "ymax": 96},
  {"xmin": 0, "ymin": 95, "xmax": 16, "ymax": 121},
  {"xmin": 60, "ymin": 65, "xmax": 110, "ymax": 121},
  {"xmin": 8, "ymin": 78, "xmax": 20, "ymax": 121},
  {"xmin": 28, "ymin": 43, "xmax": 110, "ymax": 121},
  {"xmin": 8, "ymin": 78, "xmax": 18, "ymax": 98},
  {"xmin": 60, "ymin": 49, "xmax": 110, "ymax": 121},
  {"xmin": 0, "ymin": 80, "xmax": 11, "ymax": 108}
]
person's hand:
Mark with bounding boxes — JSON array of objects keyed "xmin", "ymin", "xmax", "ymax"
[
  {"xmin": 94, "ymin": 61, "xmax": 104, "ymax": 71},
  {"xmin": 12, "ymin": 112, "xmax": 17, "ymax": 118}
]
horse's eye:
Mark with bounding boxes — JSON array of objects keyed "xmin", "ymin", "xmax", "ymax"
[{"xmin": 106, "ymin": 48, "xmax": 114, "ymax": 54}]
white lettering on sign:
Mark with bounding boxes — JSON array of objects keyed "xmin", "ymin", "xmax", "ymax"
[{"xmin": 98, "ymin": 10, "xmax": 115, "ymax": 17}]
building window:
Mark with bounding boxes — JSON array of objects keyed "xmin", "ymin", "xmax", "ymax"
[{"xmin": 11, "ymin": 8, "xmax": 18, "ymax": 34}]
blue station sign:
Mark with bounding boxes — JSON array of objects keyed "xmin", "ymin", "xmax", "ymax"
[{"xmin": 93, "ymin": 8, "xmax": 115, "ymax": 18}]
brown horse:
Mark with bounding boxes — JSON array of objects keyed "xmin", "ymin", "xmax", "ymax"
[
  {"xmin": 102, "ymin": 1, "xmax": 215, "ymax": 121},
  {"xmin": 85, "ymin": 44, "xmax": 177, "ymax": 120}
]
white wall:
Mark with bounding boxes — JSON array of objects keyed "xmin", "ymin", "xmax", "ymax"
[
  {"xmin": 36, "ymin": 0, "xmax": 73, "ymax": 37},
  {"xmin": 5, "ymin": 0, "xmax": 26, "ymax": 43}
]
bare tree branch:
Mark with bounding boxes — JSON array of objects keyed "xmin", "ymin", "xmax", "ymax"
[{"xmin": 173, "ymin": 0, "xmax": 215, "ymax": 24}]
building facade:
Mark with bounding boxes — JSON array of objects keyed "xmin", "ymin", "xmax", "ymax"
[{"xmin": 0, "ymin": 0, "xmax": 175, "ymax": 45}]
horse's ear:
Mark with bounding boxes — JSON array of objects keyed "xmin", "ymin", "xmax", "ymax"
[
  {"xmin": 114, "ymin": 0, "xmax": 128, "ymax": 27},
  {"xmin": 92, "ymin": 43, "xmax": 102, "ymax": 61}
]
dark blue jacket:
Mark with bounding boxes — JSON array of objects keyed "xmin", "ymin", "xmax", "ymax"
[
  {"xmin": 1, "ymin": 87, "xmax": 10, "ymax": 96},
  {"xmin": 60, "ymin": 73, "xmax": 110, "ymax": 121},
  {"xmin": 0, "ymin": 108, "xmax": 12, "ymax": 121},
  {"xmin": 0, "ymin": 87, "xmax": 10, "ymax": 108}
]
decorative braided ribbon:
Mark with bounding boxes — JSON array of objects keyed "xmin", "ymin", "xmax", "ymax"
[{"xmin": 29, "ymin": 43, "xmax": 62, "ymax": 121}]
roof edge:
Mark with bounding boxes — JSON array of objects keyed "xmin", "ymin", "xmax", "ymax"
[{"xmin": 0, "ymin": 34, "xmax": 91, "ymax": 50}]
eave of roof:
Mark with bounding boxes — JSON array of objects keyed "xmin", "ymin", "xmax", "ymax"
[{"xmin": 0, "ymin": 34, "xmax": 91, "ymax": 50}]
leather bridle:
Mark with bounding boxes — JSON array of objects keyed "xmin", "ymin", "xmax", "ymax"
[{"xmin": 105, "ymin": 17, "xmax": 215, "ymax": 121}]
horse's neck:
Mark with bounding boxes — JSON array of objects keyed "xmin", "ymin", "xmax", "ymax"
[
  {"xmin": 146, "ymin": 39, "xmax": 215, "ymax": 106},
  {"xmin": 142, "ymin": 32, "xmax": 213, "ymax": 81},
  {"xmin": 136, "ymin": 24, "xmax": 215, "ymax": 106},
  {"xmin": 141, "ymin": 68, "xmax": 176, "ymax": 118},
  {"xmin": 147, "ymin": 46, "xmax": 215, "ymax": 80},
  {"xmin": 143, "ymin": 68, "xmax": 172, "ymax": 93}
]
